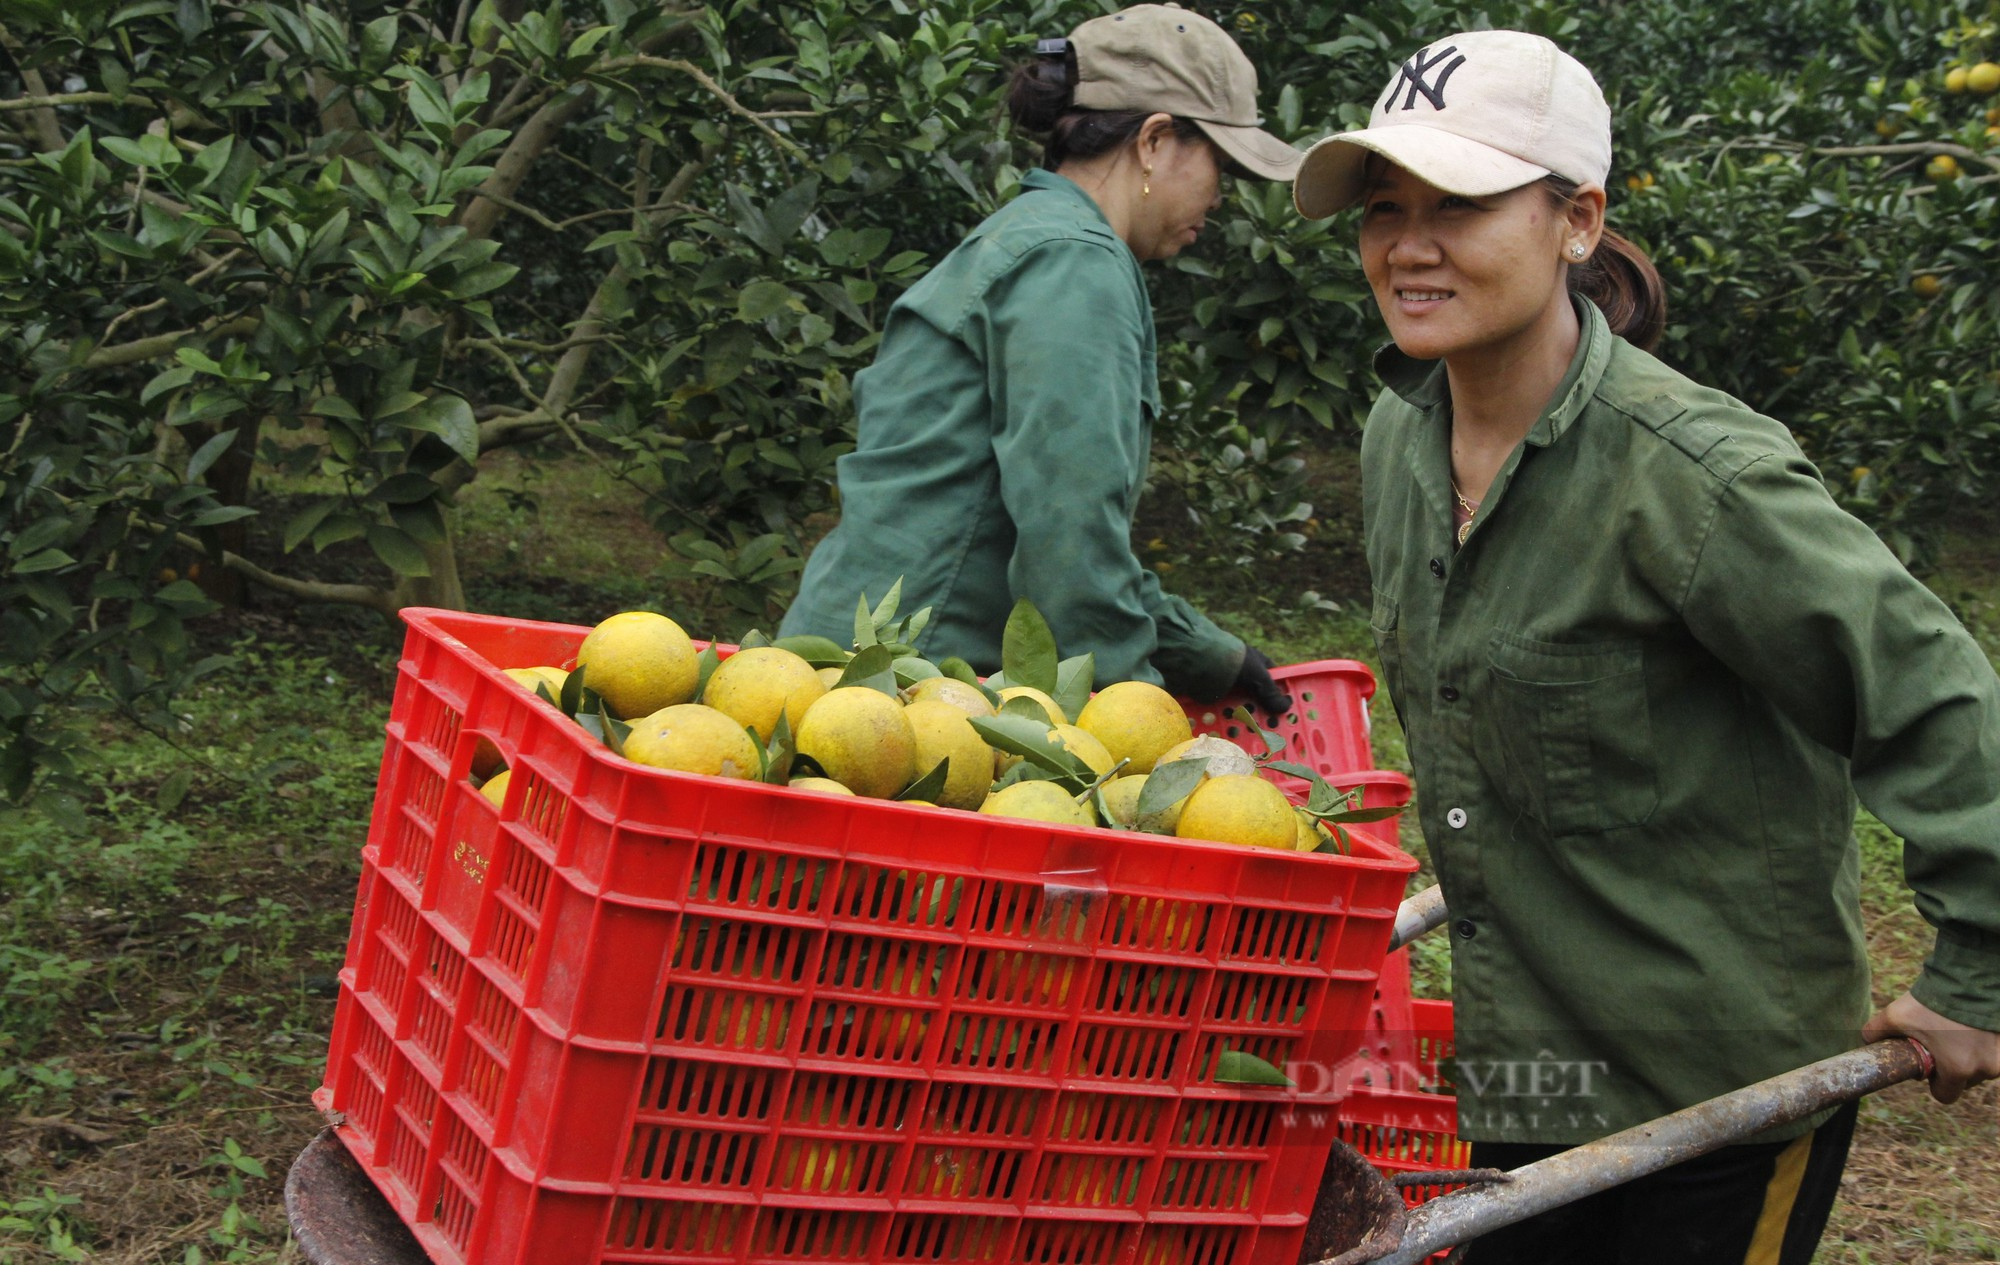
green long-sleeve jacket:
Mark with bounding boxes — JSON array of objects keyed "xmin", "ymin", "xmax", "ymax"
[
  {"xmin": 780, "ymin": 170, "xmax": 1244, "ymax": 699},
  {"xmin": 1365, "ymin": 298, "xmax": 2000, "ymax": 1144}
]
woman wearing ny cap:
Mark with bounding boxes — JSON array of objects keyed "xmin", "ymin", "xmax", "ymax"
[
  {"xmin": 1295, "ymin": 29, "xmax": 2000, "ymax": 1263},
  {"xmin": 781, "ymin": 5, "xmax": 1297, "ymax": 713}
]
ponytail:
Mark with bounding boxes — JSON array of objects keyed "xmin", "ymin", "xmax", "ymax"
[
  {"xmin": 1545, "ymin": 178, "xmax": 1668, "ymax": 352},
  {"xmin": 1005, "ymin": 41, "xmax": 1202, "ymax": 170}
]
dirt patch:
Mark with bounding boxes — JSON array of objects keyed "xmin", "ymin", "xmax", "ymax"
[{"xmin": 1134, "ymin": 439, "xmax": 1373, "ymax": 612}]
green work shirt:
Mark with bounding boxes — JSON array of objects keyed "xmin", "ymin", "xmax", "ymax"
[
  {"xmin": 1364, "ymin": 298, "xmax": 2000, "ymax": 1144},
  {"xmin": 781, "ymin": 169, "xmax": 1244, "ymax": 699}
]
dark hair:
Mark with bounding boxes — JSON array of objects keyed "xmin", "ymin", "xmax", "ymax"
[
  {"xmin": 1005, "ymin": 54, "xmax": 1204, "ymax": 170},
  {"xmin": 1544, "ymin": 176, "xmax": 1667, "ymax": 352}
]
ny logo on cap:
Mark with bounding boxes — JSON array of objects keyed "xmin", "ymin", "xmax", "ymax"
[{"xmin": 1383, "ymin": 44, "xmax": 1466, "ymax": 112}]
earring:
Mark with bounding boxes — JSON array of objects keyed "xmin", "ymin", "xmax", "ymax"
[
  {"xmin": 1569, "ymin": 243, "xmax": 1587, "ymax": 260},
  {"xmin": 1142, "ymin": 165, "xmax": 1152, "ymax": 198}
]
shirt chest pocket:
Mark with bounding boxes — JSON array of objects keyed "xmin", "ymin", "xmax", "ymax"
[{"xmin": 1485, "ymin": 633, "xmax": 1659, "ymax": 835}]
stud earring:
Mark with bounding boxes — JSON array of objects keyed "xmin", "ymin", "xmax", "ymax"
[{"xmin": 1569, "ymin": 243, "xmax": 1587, "ymax": 260}]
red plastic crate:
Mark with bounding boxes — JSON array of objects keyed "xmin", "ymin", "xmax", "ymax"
[
  {"xmin": 318, "ymin": 608, "xmax": 1420, "ymax": 1265},
  {"xmin": 1183, "ymin": 660, "xmax": 1378, "ymax": 789}
]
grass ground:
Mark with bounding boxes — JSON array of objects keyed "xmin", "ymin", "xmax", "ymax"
[{"xmin": 0, "ymin": 444, "xmax": 1994, "ymax": 1262}]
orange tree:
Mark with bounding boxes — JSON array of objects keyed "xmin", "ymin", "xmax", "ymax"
[{"xmin": 4, "ymin": 0, "xmax": 1997, "ymax": 815}]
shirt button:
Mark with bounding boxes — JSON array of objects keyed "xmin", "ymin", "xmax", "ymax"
[
  {"xmin": 1454, "ymin": 918, "xmax": 1478, "ymax": 939},
  {"xmin": 1439, "ymin": 685, "xmax": 1460, "ymax": 702},
  {"xmin": 1446, "ymin": 807, "xmax": 1467, "ymax": 829},
  {"xmin": 1429, "ymin": 558, "xmax": 1446, "ymax": 578}
]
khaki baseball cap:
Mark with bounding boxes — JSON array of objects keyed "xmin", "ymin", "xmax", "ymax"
[
  {"xmin": 1069, "ymin": 4, "xmax": 1301, "ymax": 182},
  {"xmin": 1293, "ymin": 29, "xmax": 1612, "ymax": 218}
]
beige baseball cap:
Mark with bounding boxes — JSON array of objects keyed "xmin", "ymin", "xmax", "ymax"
[
  {"xmin": 1293, "ymin": 29, "xmax": 1611, "ymax": 218},
  {"xmin": 1069, "ymin": 4, "xmax": 1301, "ymax": 182}
]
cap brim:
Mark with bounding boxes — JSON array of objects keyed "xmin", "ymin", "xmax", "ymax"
[
  {"xmin": 1292, "ymin": 129, "xmax": 1550, "ymax": 218},
  {"xmin": 1194, "ymin": 119, "xmax": 1302, "ymax": 182}
]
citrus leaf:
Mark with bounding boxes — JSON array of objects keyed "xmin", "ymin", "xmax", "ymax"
[
  {"xmin": 938, "ymin": 657, "xmax": 1004, "ymax": 707},
  {"xmin": 969, "ymin": 714, "xmax": 1089, "ymax": 781},
  {"xmin": 599, "ymin": 702, "xmax": 631, "ymax": 757},
  {"xmin": 760, "ymin": 710, "xmax": 795, "ymax": 784},
  {"xmin": 1231, "ymin": 705, "xmax": 1286, "ymax": 757},
  {"xmin": 1000, "ymin": 597, "xmax": 1058, "ymax": 693},
  {"xmin": 898, "ymin": 756, "xmax": 950, "ymax": 802},
  {"xmin": 892, "ymin": 656, "xmax": 942, "ymax": 687},
  {"xmin": 836, "ymin": 643, "xmax": 897, "ymax": 695},
  {"xmin": 693, "ymin": 643, "xmax": 722, "ymax": 699},
  {"xmin": 1265, "ymin": 760, "xmax": 1326, "ymax": 793},
  {"xmin": 185, "ymin": 428, "xmax": 236, "ymax": 482},
  {"xmin": 853, "ymin": 593, "xmax": 876, "ymax": 650},
  {"xmin": 1213, "ymin": 1049, "xmax": 1294, "ymax": 1087},
  {"xmin": 559, "ymin": 665, "xmax": 587, "ymax": 717},
  {"xmin": 1137, "ymin": 758, "xmax": 1207, "ymax": 816},
  {"xmin": 365, "ymin": 524, "xmax": 430, "ymax": 577},
  {"xmin": 772, "ymin": 634, "xmax": 850, "ymax": 667},
  {"xmin": 1316, "ymin": 806, "xmax": 1405, "ymax": 824},
  {"xmin": 739, "ymin": 628, "xmax": 772, "ymax": 649},
  {"xmin": 1053, "ymin": 653, "xmax": 1094, "ymax": 726}
]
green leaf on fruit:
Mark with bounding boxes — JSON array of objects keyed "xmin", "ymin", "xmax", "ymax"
[
  {"xmin": 836, "ymin": 643, "xmax": 898, "ymax": 695},
  {"xmin": 693, "ymin": 643, "xmax": 722, "ymax": 700},
  {"xmin": 898, "ymin": 756, "xmax": 951, "ymax": 803},
  {"xmin": 1000, "ymin": 598, "xmax": 1058, "ymax": 692},
  {"xmin": 772, "ymin": 634, "xmax": 849, "ymax": 668},
  {"xmin": 1053, "ymin": 653, "xmax": 1095, "ymax": 726},
  {"xmin": 1213, "ymin": 1049, "xmax": 1293, "ymax": 1087},
  {"xmin": 1137, "ymin": 758, "xmax": 1206, "ymax": 816}
]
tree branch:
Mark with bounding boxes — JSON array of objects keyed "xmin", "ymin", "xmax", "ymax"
[
  {"xmin": 597, "ymin": 56, "xmax": 810, "ymax": 159},
  {"xmin": 0, "ymin": 91, "xmax": 160, "ymax": 112},
  {"xmin": 83, "ymin": 315, "xmax": 260, "ymax": 370},
  {"xmin": 0, "ymin": 22, "xmax": 67, "ymax": 151},
  {"xmin": 183, "ymin": 532, "xmax": 402, "ymax": 618},
  {"xmin": 456, "ymin": 18, "xmax": 697, "ymax": 242}
]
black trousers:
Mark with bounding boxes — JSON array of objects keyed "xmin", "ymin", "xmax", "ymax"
[{"xmin": 1462, "ymin": 1102, "xmax": 1859, "ymax": 1265}]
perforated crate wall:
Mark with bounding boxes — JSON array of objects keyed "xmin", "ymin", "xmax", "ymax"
[{"xmin": 319, "ymin": 608, "xmax": 1419, "ymax": 1265}]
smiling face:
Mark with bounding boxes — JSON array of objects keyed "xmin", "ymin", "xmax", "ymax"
[
  {"xmin": 1357, "ymin": 160, "xmax": 1596, "ymax": 367},
  {"xmin": 1127, "ymin": 128, "xmax": 1225, "ymax": 262}
]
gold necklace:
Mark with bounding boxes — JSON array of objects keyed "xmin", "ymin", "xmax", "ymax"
[{"xmin": 1450, "ymin": 479, "xmax": 1477, "ymax": 546}]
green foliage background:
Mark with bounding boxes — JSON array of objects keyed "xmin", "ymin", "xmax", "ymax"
[{"xmin": 3, "ymin": 0, "xmax": 1999, "ymax": 813}]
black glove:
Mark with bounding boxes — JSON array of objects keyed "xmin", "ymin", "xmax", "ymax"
[{"xmin": 1234, "ymin": 644, "xmax": 1292, "ymax": 720}]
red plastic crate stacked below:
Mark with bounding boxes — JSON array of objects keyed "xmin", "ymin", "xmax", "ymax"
[
  {"xmin": 1336, "ymin": 957, "xmax": 1470, "ymax": 1263},
  {"xmin": 318, "ymin": 609, "xmax": 1419, "ymax": 1265}
]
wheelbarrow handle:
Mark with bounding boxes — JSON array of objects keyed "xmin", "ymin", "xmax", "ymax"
[
  {"xmin": 1387, "ymin": 885, "xmax": 1448, "ymax": 952},
  {"xmin": 1330, "ymin": 1037, "xmax": 1933, "ymax": 1265}
]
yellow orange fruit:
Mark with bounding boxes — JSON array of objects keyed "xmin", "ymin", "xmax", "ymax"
[
  {"xmin": 479, "ymin": 769, "xmax": 511, "ymax": 807},
  {"xmin": 796, "ymin": 687, "xmax": 918, "ymax": 798},
  {"xmin": 904, "ymin": 675, "xmax": 997, "ymax": 720},
  {"xmin": 574, "ymin": 612, "xmax": 698, "ymax": 719},
  {"xmin": 1946, "ymin": 65, "xmax": 1970, "ymax": 94},
  {"xmin": 1175, "ymin": 774, "xmax": 1296, "ymax": 850},
  {"xmin": 788, "ymin": 776, "xmax": 856, "ymax": 796},
  {"xmin": 1913, "ymin": 273, "xmax": 1943, "ymax": 299},
  {"xmin": 1096, "ymin": 773, "xmax": 1182, "ymax": 834},
  {"xmin": 621, "ymin": 703, "xmax": 760, "ymax": 780},
  {"xmin": 904, "ymin": 699, "xmax": 996, "ymax": 812},
  {"xmin": 1050, "ymin": 724, "xmax": 1116, "ymax": 778},
  {"xmin": 502, "ymin": 665, "xmax": 569, "ymax": 701},
  {"xmin": 1075, "ymin": 680, "xmax": 1193, "ymax": 774},
  {"xmin": 1925, "ymin": 153, "xmax": 1960, "ymax": 182},
  {"xmin": 979, "ymin": 780, "xmax": 1095, "ymax": 828},
  {"xmin": 1293, "ymin": 807, "xmax": 1333, "ymax": 852},
  {"xmin": 701, "ymin": 646, "xmax": 827, "ymax": 742},
  {"xmin": 1969, "ymin": 62, "xmax": 2000, "ymax": 95}
]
